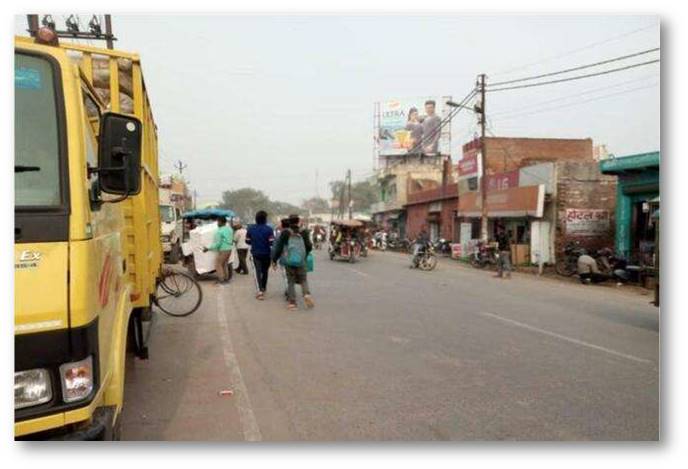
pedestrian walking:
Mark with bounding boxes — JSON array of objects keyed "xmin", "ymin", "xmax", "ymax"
[
  {"xmin": 246, "ymin": 210, "xmax": 275, "ymax": 300},
  {"xmin": 233, "ymin": 221, "xmax": 249, "ymax": 275},
  {"xmin": 202, "ymin": 216, "xmax": 234, "ymax": 284},
  {"xmin": 271, "ymin": 214, "xmax": 314, "ymax": 311},
  {"xmin": 494, "ymin": 224, "xmax": 512, "ymax": 279}
]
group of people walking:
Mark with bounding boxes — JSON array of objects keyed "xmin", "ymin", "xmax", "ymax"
[{"xmin": 203, "ymin": 211, "xmax": 315, "ymax": 311}]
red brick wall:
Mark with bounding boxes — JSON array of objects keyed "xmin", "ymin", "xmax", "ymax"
[
  {"xmin": 405, "ymin": 197, "xmax": 458, "ymax": 241},
  {"xmin": 554, "ymin": 161, "xmax": 617, "ymax": 255},
  {"xmin": 485, "ymin": 137, "xmax": 593, "ymax": 175}
]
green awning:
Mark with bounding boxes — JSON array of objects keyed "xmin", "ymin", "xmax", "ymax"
[{"xmin": 600, "ymin": 151, "xmax": 660, "ymax": 175}]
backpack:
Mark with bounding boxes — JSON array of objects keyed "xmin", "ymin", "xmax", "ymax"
[{"xmin": 285, "ymin": 230, "xmax": 307, "ymax": 267}]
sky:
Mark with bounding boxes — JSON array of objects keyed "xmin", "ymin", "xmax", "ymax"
[{"xmin": 15, "ymin": 14, "xmax": 660, "ymax": 206}]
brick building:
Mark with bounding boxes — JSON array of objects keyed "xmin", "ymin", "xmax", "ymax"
[
  {"xmin": 405, "ymin": 182, "xmax": 458, "ymax": 242},
  {"xmin": 456, "ymin": 136, "xmax": 616, "ymax": 265}
]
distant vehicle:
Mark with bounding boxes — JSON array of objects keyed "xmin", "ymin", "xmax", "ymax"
[{"xmin": 159, "ymin": 188, "xmax": 183, "ymax": 263}]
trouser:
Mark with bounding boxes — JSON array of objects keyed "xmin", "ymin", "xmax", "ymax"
[
  {"xmin": 497, "ymin": 250, "xmax": 512, "ymax": 276},
  {"xmin": 285, "ymin": 265, "xmax": 310, "ymax": 303},
  {"xmin": 236, "ymin": 249, "xmax": 249, "ymax": 274},
  {"xmin": 580, "ymin": 272, "xmax": 608, "ymax": 284},
  {"xmin": 252, "ymin": 254, "xmax": 271, "ymax": 292},
  {"xmin": 215, "ymin": 250, "xmax": 231, "ymax": 282}
]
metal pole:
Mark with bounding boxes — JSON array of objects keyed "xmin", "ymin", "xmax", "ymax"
[
  {"xmin": 104, "ymin": 14, "xmax": 114, "ymax": 49},
  {"xmin": 347, "ymin": 169, "xmax": 353, "ymax": 220},
  {"xmin": 479, "ymin": 73, "xmax": 489, "ymax": 242},
  {"xmin": 26, "ymin": 15, "xmax": 39, "ymax": 36}
]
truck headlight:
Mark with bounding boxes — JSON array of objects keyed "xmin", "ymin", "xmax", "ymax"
[
  {"xmin": 15, "ymin": 369, "xmax": 52, "ymax": 409},
  {"xmin": 59, "ymin": 356, "xmax": 94, "ymax": 403}
]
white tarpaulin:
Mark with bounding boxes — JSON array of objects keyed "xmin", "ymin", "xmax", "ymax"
[{"xmin": 185, "ymin": 224, "xmax": 236, "ymax": 275}]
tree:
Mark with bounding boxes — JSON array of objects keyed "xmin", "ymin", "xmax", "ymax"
[
  {"xmin": 301, "ymin": 196, "xmax": 330, "ymax": 213},
  {"xmin": 329, "ymin": 179, "xmax": 379, "ymax": 214},
  {"xmin": 218, "ymin": 187, "xmax": 306, "ymax": 223},
  {"xmin": 218, "ymin": 188, "xmax": 270, "ymax": 222}
]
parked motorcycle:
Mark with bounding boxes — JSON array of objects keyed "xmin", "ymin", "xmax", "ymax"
[
  {"xmin": 555, "ymin": 240, "xmax": 587, "ymax": 276},
  {"xmin": 470, "ymin": 241, "xmax": 499, "ymax": 268}
]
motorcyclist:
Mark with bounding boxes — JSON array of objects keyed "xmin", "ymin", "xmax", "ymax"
[{"xmin": 411, "ymin": 227, "xmax": 431, "ymax": 268}]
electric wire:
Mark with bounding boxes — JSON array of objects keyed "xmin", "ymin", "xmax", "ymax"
[
  {"xmin": 491, "ymin": 82, "xmax": 658, "ymax": 122},
  {"xmin": 490, "ymin": 22, "xmax": 658, "ymax": 78},
  {"xmin": 489, "ymin": 47, "xmax": 659, "ymax": 87},
  {"xmin": 490, "ymin": 73, "xmax": 659, "ymax": 117},
  {"xmin": 487, "ymin": 59, "xmax": 660, "ymax": 93}
]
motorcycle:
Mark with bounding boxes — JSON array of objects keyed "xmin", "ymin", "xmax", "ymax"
[
  {"xmin": 555, "ymin": 240, "xmax": 588, "ymax": 276},
  {"xmin": 410, "ymin": 242, "xmax": 438, "ymax": 271},
  {"xmin": 470, "ymin": 241, "xmax": 499, "ymax": 269}
]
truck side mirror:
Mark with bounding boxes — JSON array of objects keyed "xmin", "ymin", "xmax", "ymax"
[{"xmin": 97, "ymin": 112, "xmax": 142, "ymax": 196}]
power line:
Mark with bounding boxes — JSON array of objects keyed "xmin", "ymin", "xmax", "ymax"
[
  {"xmin": 487, "ymin": 59, "xmax": 660, "ymax": 93},
  {"xmin": 490, "ymin": 73, "xmax": 659, "ymax": 118},
  {"xmin": 490, "ymin": 22, "xmax": 658, "ymax": 78},
  {"xmin": 489, "ymin": 47, "xmax": 659, "ymax": 87},
  {"xmin": 490, "ymin": 82, "xmax": 658, "ymax": 122}
]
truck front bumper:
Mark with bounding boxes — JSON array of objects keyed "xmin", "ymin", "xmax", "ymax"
[{"xmin": 18, "ymin": 407, "xmax": 115, "ymax": 441}]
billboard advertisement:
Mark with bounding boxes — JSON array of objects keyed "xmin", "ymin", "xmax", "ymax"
[{"xmin": 375, "ymin": 97, "xmax": 452, "ymax": 157}]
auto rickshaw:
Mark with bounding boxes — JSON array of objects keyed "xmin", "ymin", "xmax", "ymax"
[{"xmin": 328, "ymin": 219, "xmax": 365, "ymax": 263}]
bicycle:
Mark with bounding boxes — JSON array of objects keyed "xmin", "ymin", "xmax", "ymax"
[{"xmin": 153, "ymin": 267, "xmax": 203, "ymax": 317}]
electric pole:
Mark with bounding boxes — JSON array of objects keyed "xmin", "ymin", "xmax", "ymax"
[
  {"xmin": 174, "ymin": 160, "xmax": 187, "ymax": 176},
  {"xmin": 478, "ymin": 73, "xmax": 489, "ymax": 242},
  {"xmin": 347, "ymin": 169, "xmax": 353, "ymax": 220}
]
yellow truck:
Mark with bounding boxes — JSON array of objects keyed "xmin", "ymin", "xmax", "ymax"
[{"xmin": 14, "ymin": 30, "xmax": 161, "ymax": 440}]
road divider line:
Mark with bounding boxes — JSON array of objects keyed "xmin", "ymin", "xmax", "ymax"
[
  {"xmin": 216, "ymin": 287, "xmax": 263, "ymax": 441},
  {"xmin": 479, "ymin": 312, "xmax": 653, "ymax": 365}
]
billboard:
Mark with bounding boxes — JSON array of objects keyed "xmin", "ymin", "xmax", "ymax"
[{"xmin": 375, "ymin": 97, "xmax": 452, "ymax": 157}]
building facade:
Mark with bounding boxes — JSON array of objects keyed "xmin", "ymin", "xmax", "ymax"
[
  {"xmin": 456, "ymin": 137, "xmax": 616, "ymax": 265},
  {"xmin": 600, "ymin": 151, "xmax": 660, "ymax": 264}
]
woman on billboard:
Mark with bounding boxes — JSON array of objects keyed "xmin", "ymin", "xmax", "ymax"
[{"xmin": 405, "ymin": 107, "xmax": 423, "ymax": 155}]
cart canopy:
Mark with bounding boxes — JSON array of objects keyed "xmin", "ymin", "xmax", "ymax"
[{"xmin": 182, "ymin": 208, "xmax": 235, "ymax": 220}]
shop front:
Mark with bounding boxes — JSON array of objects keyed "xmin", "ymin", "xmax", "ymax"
[
  {"xmin": 456, "ymin": 184, "xmax": 546, "ymax": 265},
  {"xmin": 600, "ymin": 151, "xmax": 660, "ymax": 264}
]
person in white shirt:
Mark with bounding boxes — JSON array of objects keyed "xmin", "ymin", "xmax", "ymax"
[{"xmin": 233, "ymin": 221, "xmax": 249, "ymax": 275}]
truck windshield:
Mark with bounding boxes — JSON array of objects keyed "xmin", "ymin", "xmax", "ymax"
[
  {"xmin": 15, "ymin": 53, "xmax": 62, "ymax": 208},
  {"xmin": 160, "ymin": 205, "xmax": 175, "ymax": 223}
]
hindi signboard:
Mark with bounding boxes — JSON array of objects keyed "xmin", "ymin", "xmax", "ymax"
[{"xmin": 565, "ymin": 209, "xmax": 611, "ymax": 236}]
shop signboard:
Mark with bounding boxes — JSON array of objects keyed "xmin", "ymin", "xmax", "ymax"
[
  {"xmin": 375, "ymin": 96, "xmax": 452, "ymax": 156},
  {"xmin": 565, "ymin": 209, "xmax": 610, "ymax": 236},
  {"xmin": 487, "ymin": 170, "xmax": 519, "ymax": 192},
  {"xmin": 458, "ymin": 184, "xmax": 545, "ymax": 218}
]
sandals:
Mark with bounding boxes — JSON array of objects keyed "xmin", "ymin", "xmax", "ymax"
[{"xmin": 287, "ymin": 303, "xmax": 297, "ymax": 311}]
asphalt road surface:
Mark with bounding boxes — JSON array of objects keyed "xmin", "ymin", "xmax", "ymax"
[{"xmin": 121, "ymin": 249, "xmax": 659, "ymax": 441}]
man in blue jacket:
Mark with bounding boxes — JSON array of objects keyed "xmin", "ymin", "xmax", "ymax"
[{"xmin": 246, "ymin": 210, "xmax": 274, "ymax": 300}]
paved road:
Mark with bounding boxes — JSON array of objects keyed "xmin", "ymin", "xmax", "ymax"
[{"xmin": 121, "ymin": 250, "xmax": 659, "ymax": 441}]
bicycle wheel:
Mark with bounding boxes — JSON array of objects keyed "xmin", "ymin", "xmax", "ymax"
[
  {"xmin": 555, "ymin": 258, "xmax": 576, "ymax": 277},
  {"xmin": 154, "ymin": 270, "xmax": 203, "ymax": 317}
]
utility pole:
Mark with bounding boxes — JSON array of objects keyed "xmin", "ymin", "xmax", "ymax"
[
  {"xmin": 478, "ymin": 73, "xmax": 489, "ymax": 242},
  {"xmin": 174, "ymin": 160, "xmax": 187, "ymax": 176},
  {"xmin": 347, "ymin": 169, "xmax": 353, "ymax": 220},
  {"xmin": 193, "ymin": 189, "xmax": 198, "ymax": 210}
]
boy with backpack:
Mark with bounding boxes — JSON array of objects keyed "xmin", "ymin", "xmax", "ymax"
[{"xmin": 271, "ymin": 214, "xmax": 314, "ymax": 310}]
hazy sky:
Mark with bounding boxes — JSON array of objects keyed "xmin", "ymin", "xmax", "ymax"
[{"xmin": 15, "ymin": 15, "xmax": 660, "ymax": 205}]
